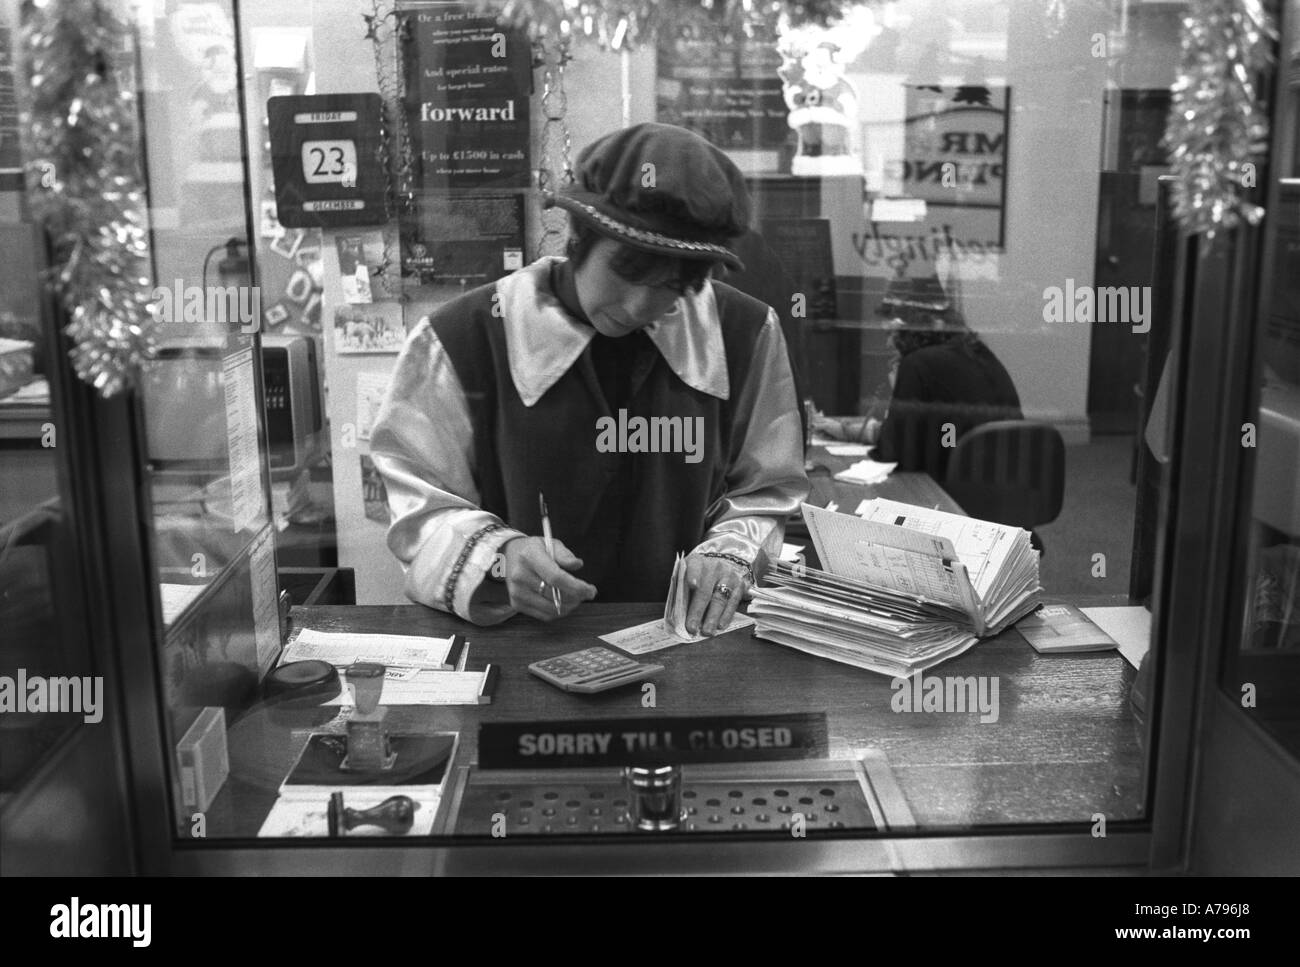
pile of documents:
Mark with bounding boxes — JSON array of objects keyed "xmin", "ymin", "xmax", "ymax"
[{"xmin": 750, "ymin": 500, "xmax": 1041, "ymax": 677}]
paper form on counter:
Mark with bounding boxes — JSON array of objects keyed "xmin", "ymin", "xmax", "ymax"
[
  {"xmin": 281, "ymin": 628, "xmax": 461, "ymax": 670},
  {"xmin": 324, "ymin": 668, "xmax": 495, "ymax": 705},
  {"xmin": 601, "ymin": 613, "xmax": 754, "ymax": 654}
]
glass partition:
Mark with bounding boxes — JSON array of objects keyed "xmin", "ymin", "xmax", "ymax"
[
  {"xmin": 110, "ymin": 0, "xmax": 1209, "ymax": 856},
  {"xmin": 130, "ymin": 0, "xmax": 284, "ymax": 838},
  {"xmin": 0, "ymin": 2, "xmax": 103, "ymax": 806},
  {"xmin": 135, "ymin": 0, "xmax": 273, "ymax": 631}
]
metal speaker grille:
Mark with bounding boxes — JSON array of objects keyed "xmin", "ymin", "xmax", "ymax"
[{"xmin": 456, "ymin": 778, "xmax": 875, "ymax": 835}]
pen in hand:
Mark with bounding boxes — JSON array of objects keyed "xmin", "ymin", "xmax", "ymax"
[{"xmin": 538, "ymin": 492, "xmax": 563, "ymax": 615}]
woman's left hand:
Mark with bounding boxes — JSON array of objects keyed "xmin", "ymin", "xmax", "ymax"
[
  {"xmin": 811, "ymin": 413, "xmax": 848, "ymax": 440},
  {"xmin": 683, "ymin": 552, "xmax": 753, "ymax": 637}
]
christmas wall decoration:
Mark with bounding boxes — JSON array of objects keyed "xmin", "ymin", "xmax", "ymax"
[
  {"xmin": 22, "ymin": 0, "xmax": 156, "ymax": 398},
  {"xmin": 1163, "ymin": 0, "xmax": 1275, "ymax": 242}
]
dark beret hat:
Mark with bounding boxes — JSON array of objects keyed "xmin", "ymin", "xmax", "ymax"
[{"xmin": 546, "ymin": 122, "xmax": 751, "ymax": 271}]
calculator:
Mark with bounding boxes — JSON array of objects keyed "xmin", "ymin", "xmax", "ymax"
[{"xmin": 528, "ymin": 647, "xmax": 664, "ymax": 694}]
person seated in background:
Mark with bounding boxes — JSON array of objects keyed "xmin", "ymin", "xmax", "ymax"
[
  {"xmin": 369, "ymin": 123, "xmax": 807, "ymax": 634},
  {"xmin": 812, "ymin": 281, "xmax": 1022, "ymax": 481}
]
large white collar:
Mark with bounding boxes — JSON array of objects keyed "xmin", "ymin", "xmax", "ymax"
[{"xmin": 494, "ymin": 257, "xmax": 730, "ymax": 407}]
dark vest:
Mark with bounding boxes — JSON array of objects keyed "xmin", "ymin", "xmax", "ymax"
[{"xmin": 433, "ymin": 279, "xmax": 768, "ymax": 602}]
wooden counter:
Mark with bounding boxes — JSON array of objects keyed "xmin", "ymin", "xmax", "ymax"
[{"xmin": 213, "ymin": 598, "xmax": 1146, "ymax": 839}]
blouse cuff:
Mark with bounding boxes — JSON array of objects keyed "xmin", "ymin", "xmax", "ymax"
[
  {"xmin": 458, "ymin": 526, "xmax": 529, "ymax": 625},
  {"xmin": 694, "ymin": 520, "xmax": 779, "ymax": 581}
]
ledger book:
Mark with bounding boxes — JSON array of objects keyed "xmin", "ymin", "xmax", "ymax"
[{"xmin": 750, "ymin": 500, "xmax": 1041, "ymax": 677}]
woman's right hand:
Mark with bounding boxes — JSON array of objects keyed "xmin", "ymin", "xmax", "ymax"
[{"xmin": 498, "ymin": 536, "xmax": 598, "ymax": 621}]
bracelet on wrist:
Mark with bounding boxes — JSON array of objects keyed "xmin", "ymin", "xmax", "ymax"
[
  {"xmin": 700, "ymin": 550, "xmax": 755, "ymax": 581},
  {"xmin": 446, "ymin": 522, "xmax": 509, "ymax": 613}
]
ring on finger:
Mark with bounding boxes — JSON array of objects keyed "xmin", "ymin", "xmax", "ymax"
[
  {"xmin": 713, "ymin": 582, "xmax": 733, "ymax": 601},
  {"xmin": 537, "ymin": 578, "xmax": 546, "ymax": 596}
]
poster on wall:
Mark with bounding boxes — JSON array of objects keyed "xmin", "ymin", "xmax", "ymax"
[
  {"xmin": 401, "ymin": 2, "xmax": 531, "ymax": 190},
  {"xmin": 413, "ymin": 192, "xmax": 524, "ymax": 288},
  {"xmin": 854, "ymin": 85, "xmax": 1010, "ymax": 307},
  {"xmin": 656, "ymin": 20, "xmax": 788, "ymax": 171},
  {"xmin": 895, "ymin": 85, "xmax": 1008, "ymax": 244}
]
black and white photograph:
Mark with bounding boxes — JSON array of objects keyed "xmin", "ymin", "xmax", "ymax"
[{"xmin": 0, "ymin": 0, "xmax": 1296, "ymax": 920}]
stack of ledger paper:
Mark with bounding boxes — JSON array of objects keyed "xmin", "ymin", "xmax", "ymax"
[{"xmin": 750, "ymin": 500, "xmax": 1041, "ymax": 677}]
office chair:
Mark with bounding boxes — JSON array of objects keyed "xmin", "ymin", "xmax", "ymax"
[{"xmin": 943, "ymin": 420, "xmax": 1065, "ymax": 552}]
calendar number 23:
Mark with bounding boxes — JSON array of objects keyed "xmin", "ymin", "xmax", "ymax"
[{"xmin": 301, "ymin": 140, "xmax": 358, "ymax": 185}]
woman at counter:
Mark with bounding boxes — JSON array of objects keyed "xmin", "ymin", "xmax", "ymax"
[
  {"xmin": 370, "ymin": 123, "xmax": 808, "ymax": 635},
  {"xmin": 814, "ymin": 288, "xmax": 1022, "ymax": 481}
]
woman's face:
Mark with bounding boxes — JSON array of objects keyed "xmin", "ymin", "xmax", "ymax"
[{"xmin": 573, "ymin": 237, "xmax": 686, "ymax": 337}]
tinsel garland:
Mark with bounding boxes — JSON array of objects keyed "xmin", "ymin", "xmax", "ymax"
[
  {"xmin": 533, "ymin": 36, "xmax": 574, "ymax": 258},
  {"xmin": 365, "ymin": 0, "xmax": 414, "ymax": 296},
  {"xmin": 1164, "ymin": 0, "xmax": 1275, "ymax": 242},
  {"xmin": 473, "ymin": 0, "xmax": 851, "ymax": 50},
  {"xmin": 21, "ymin": 0, "xmax": 155, "ymax": 398}
]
